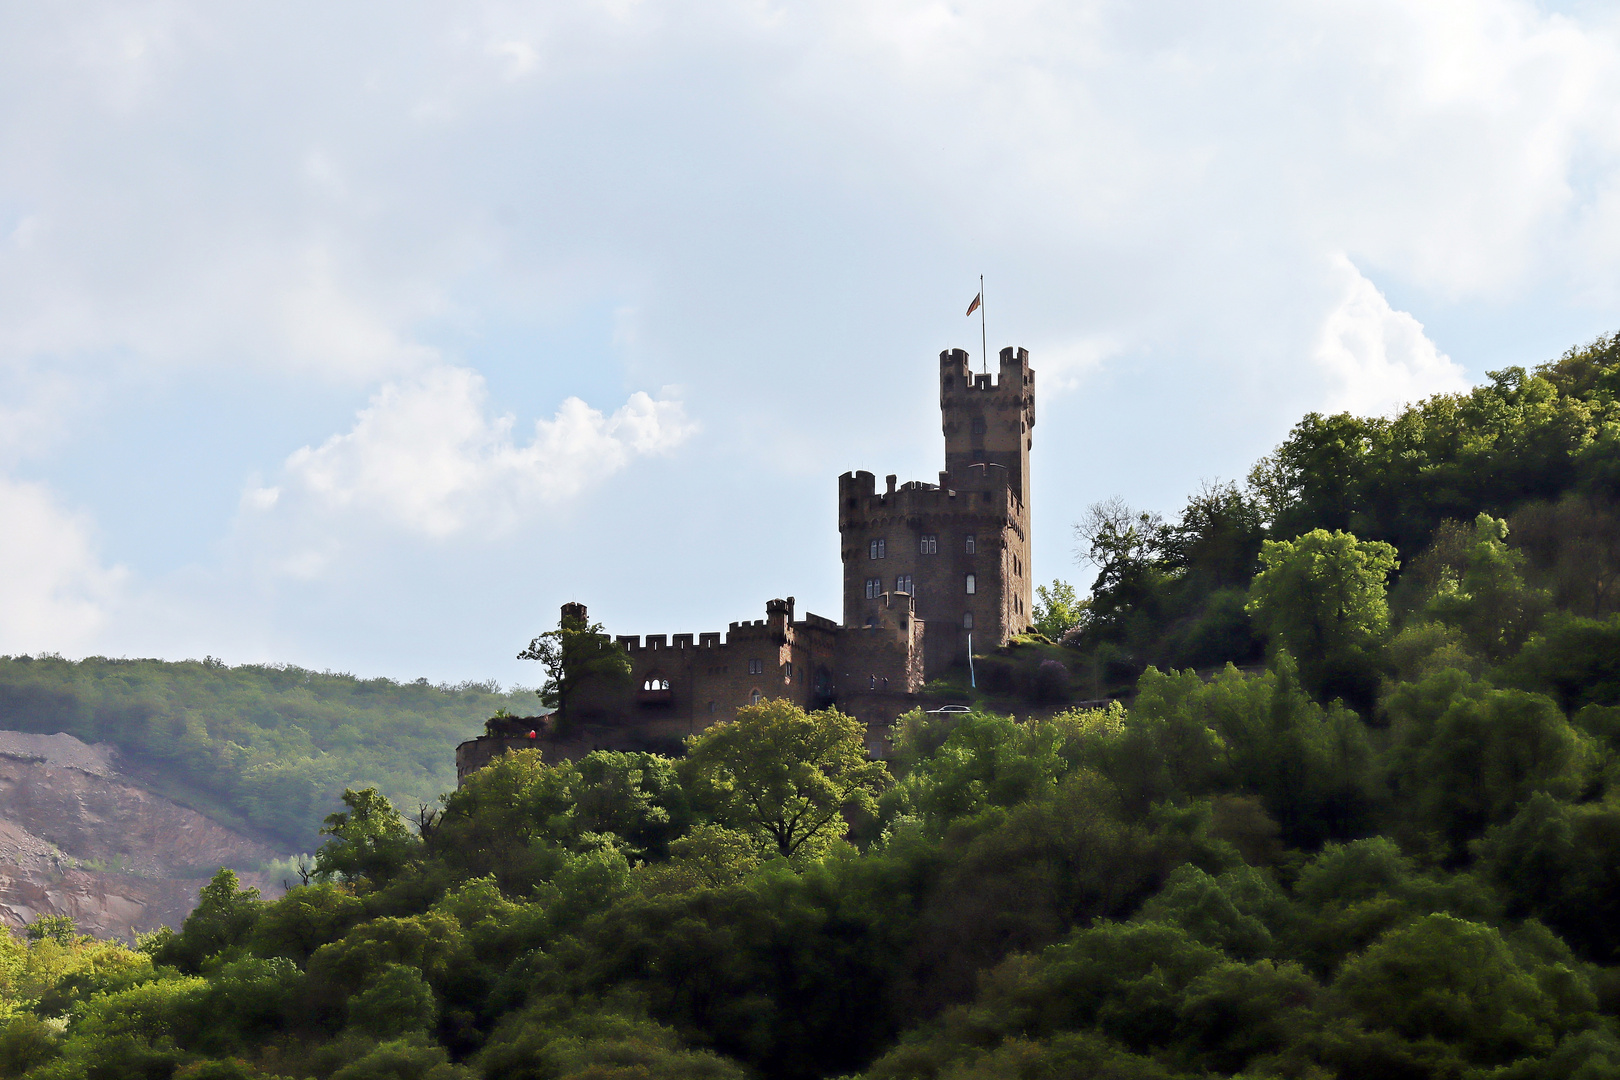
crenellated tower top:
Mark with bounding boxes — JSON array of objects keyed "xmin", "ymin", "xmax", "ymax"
[{"xmin": 939, "ymin": 346, "xmax": 1035, "ymax": 510}]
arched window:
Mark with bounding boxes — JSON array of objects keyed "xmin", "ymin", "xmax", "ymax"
[
  {"xmin": 965, "ymin": 573, "xmax": 977, "ymax": 594},
  {"xmin": 750, "ymin": 689, "xmax": 762, "ymax": 705},
  {"xmin": 965, "ymin": 534, "xmax": 976, "ymax": 554},
  {"xmin": 642, "ymin": 676, "xmax": 670, "ymax": 691}
]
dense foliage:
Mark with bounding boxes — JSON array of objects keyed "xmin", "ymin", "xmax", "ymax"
[
  {"xmin": 5, "ymin": 634, "xmax": 1620, "ymax": 1079},
  {"xmin": 1069, "ymin": 331, "xmax": 1620, "ymax": 689},
  {"xmin": 0, "ymin": 656, "xmax": 533, "ymax": 849}
]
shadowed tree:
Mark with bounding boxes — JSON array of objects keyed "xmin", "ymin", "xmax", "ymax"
[{"xmin": 518, "ymin": 602, "xmax": 632, "ymax": 723}]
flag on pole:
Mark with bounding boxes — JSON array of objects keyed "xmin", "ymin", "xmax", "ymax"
[{"xmin": 965, "ymin": 293, "xmax": 981, "ymax": 317}]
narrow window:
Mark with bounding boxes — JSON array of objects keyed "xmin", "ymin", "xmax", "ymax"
[
  {"xmin": 965, "ymin": 573, "xmax": 976, "ymax": 595},
  {"xmin": 707, "ymin": 701, "xmax": 717, "ymax": 714},
  {"xmin": 963, "ymin": 612, "xmax": 974, "ymax": 629},
  {"xmin": 965, "ymin": 534, "xmax": 976, "ymax": 554},
  {"xmin": 748, "ymin": 658, "xmax": 764, "ymax": 675},
  {"xmin": 865, "ymin": 577, "xmax": 882, "ymax": 599},
  {"xmin": 971, "ymin": 416, "xmax": 987, "ymax": 436},
  {"xmin": 869, "ymin": 538, "xmax": 886, "ymax": 559},
  {"xmin": 869, "ymin": 675, "xmax": 877, "ymax": 690},
  {"xmin": 920, "ymin": 534, "xmax": 938, "ymax": 555},
  {"xmin": 785, "ymin": 661, "xmax": 793, "ymax": 679},
  {"xmin": 896, "ymin": 574, "xmax": 913, "ymax": 594},
  {"xmin": 750, "ymin": 690, "xmax": 762, "ymax": 705}
]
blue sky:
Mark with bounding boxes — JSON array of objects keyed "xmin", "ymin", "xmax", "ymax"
[{"xmin": 3, "ymin": 0, "xmax": 1620, "ymax": 686}]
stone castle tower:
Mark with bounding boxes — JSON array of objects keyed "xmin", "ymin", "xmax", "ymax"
[
  {"xmin": 458, "ymin": 343, "xmax": 1036, "ymax": 780},
  {"xmin": 838, "ymin": 346, "xmax": 1036, "ymax": 675}
]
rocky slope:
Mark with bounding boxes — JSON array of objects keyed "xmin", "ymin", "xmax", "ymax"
[{"xmin": 0, "ymin": 731, "xmax": 282, "ymax": 941}]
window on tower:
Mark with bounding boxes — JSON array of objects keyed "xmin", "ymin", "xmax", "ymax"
[
  {"xmin": 965, "ymin": 534, "xmax": 976, "ymax": 554},
  {"xmin": 896, "ymin": 574, "xmax": 913, "ymax": 594},
  {"xmin": 920, "ymin": 534, "xmax": 938, "ymax": 554},
  {"xmin": 971, "ymin": 416, "xmax": 987, "ymax": 436},
  {"xmin": 963, "ymin": 612, "xmax": 974, "ymax": 629},
  {"xmin": 864, "ymin": 577, "xmax": 882, "ymax": 599},
  {"xmin": 748, "ymin": 659, "xmax": 764, "ymax": 675},
  {"xmin": 869, "ymin": 538, "xmax": 886, "ymax": 559},
  {"xmin": 965, "ymin": 573, "xmax": 977, "ymax": 594}
]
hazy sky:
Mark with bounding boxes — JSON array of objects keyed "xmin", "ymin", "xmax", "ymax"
[{"xmin": 4, "ymin": 0, "xmax": 1620, "ymax": 685}]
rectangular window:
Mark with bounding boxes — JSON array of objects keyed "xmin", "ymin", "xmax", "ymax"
[
  {"xmin": 971, "ymin": 416, "xmax": 987, "ymax": 436},
  {"xmin": 864, "ymin": 577, "xmax": 882, "ymax": 599},
  {"xmin": 965, "ymin": 534, "xmax": 976, "ymax": 554},
  {"xmin": 869, "ymin": 538, "xmax": 886, "ymax": 559},
  {"xmin": 963, "ymin": 612, "xmax": 974, "ymax": 629},
  {"xmin": 748, "ymin": 659, "xmax": 764, "ymax": 675},
  {"xmin": 965, "ymin": 573, "xmax": 977, "ymax": 594},
  {"xmin": 920, "ymin": 534, "xmax": 937, "ymax": 554},
  {"xmin": 785, "ymin": 662, "xmax": 793, "ymax": 679},
  {"xmin": 896, "ymin": 574, "xmax": 913, "ymax": 594}
]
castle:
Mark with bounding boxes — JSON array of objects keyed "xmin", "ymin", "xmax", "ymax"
[{"xmin": 456, "ymin": 345, "xmax": 1036, "ymax": 781}]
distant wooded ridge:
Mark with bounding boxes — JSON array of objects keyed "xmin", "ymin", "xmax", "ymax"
[{"xmin": 0, "ymin": 657, "xmax": 533, "ymax": 849}]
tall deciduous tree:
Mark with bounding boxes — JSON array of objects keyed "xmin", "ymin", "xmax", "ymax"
[
  {"xmin": 1246, "ymin": 529, "xmax": 1398, "ymax": 709},
  {"xmin": 314, "ymin": 787, "xmax": 419, "ymax": 889},
  {"xmin": 681, "ymin": 700, "xmax": 889, "ymax": 861}
]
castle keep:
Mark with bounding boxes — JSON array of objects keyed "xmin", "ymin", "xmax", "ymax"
[{"xmin": 457, "ymin": 345, "xmax": 1036, "ymax": 781}]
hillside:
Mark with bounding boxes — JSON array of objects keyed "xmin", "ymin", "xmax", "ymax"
[{"xmin": 0, "ymin": 658, "xmax": 535, "ymax": 851}]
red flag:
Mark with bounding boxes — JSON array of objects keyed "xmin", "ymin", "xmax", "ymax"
[{"xmin": 965, "ymin": 293, "xmax": 981, "ymax": 317}]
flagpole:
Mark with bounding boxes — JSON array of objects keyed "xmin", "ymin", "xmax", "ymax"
[{"xmin": 980, "ymin": 274, "xmax": 987, "ymax": 374}]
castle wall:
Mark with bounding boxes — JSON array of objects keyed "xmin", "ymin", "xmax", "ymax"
[{"xmin": 461, "ymin": 343, "xmax": 1037, "ymax": 785}]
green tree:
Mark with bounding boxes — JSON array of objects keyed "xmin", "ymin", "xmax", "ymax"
[
  {"xmin": 1246, "ymin": 529, "xmax": 1398, "ymax": 708},
  {"xmin": 1032, "ymin": 580, "xmax": 1085, "ymax": 641},
  {"xmin": 25, "ymin": 914, "xmax": 77, "ymax": 946},
  {"xmin": 314, "ymin": 788, "xmax": 420, "ymax": 889},
  {"xmin": 1423, "ymin": 513, "xmax": 1550, "ymax": 661},
  {"xmin": 681, "ymin": 700, "xmax": 889, "ymax": 861},
  {"xmin": 518, "ymin": 605, "xmax": 632, "ymax": 720},
  {"xmin": 1385, "ymin": 673, "xmax": 1594, "ymax": 853},
  {"xmin": 347, "ymin": 964, "xmax": 437, "ymax": 1038},
  {"xmin": 1333, "ymin": 914, "xmax": 1585, "ymax": 1067},
  {"xmin": 153, "ymin": 869, "xmax": 263, "ymax": 973}
]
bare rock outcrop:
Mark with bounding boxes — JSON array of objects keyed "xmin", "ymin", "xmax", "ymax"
[{"xmin": 0, "ymin": 732, "xmax": 283, "ymax": 941}]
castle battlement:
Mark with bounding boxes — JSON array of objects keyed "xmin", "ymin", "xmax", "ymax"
[{"xmin": 611, "ymin": 597, "xmax": 839, "ymax": 655}]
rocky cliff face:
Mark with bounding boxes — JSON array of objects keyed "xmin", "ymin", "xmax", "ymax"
[{"xmin": 0, "ymin": 731, "xmax": 283, "ymax": 941}]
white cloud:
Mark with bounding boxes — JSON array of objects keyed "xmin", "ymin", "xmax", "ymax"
[
  {"xmin": 274, "ymin": 365, "xmax": 695, "ymax": 538},
  {"xmin": 1315, "ymin": 254, "xmax": 1471, "ymax": 416},
  {"xmin": 1034, "ymin": 333, "xmax": 1127, "ymax": 394},
  {"xmin": 0, "ymin": 476, "xmax": 124, "ymax": 653}
]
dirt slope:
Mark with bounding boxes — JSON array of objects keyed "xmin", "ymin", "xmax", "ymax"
[{"xmin": 0, "ymin": 731, "xmax": 282, "ymax": 941}]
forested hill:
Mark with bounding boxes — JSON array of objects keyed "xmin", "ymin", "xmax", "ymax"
[
  {"xmin": 1071, "ymin": 330, "xmax": 1620, "ymax": 702},
  {"xmin": 0, "ymin": 656, "xmax": 533, "ymax": 849}
]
